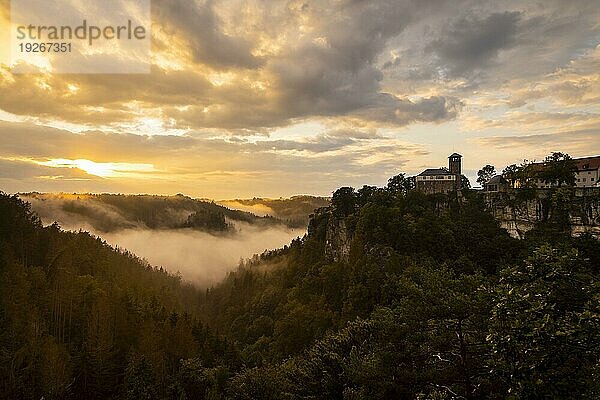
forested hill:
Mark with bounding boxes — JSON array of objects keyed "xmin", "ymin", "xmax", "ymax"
[
  {"xmin": 2, "ymin": 184, "xmax": 600, "ymax": 399},
  {"xmin": 20, "ymin": 192, "xmax": 284, "ymax": 233},
  {"xmin": 200, "ymin": 186, "xmax": 600, "ymax": 399},
  {"xmin": 0, "ymin": 193, "xmax": 239, "ymax": 399},
  {"xmin": 219, "ymin": 196, "xmax": 330, "ymax": 228}
]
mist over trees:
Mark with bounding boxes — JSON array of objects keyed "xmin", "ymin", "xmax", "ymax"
[
  {"xmin": 1, "ymin": 170, "xmax": 599, "ymax": 398},
  {"xmin": 20, "ymin": 193, "xmax": 286, "ymax": 233},
  {"xmin": 20, "ymin": 193, "xmax": 306, "ymax": 286},
  {"xmin": 218, "ymin": 196, "xmax": 330, "ymax": 228},
  {"xmin": 0, "ymin": 193, "xmax": 239, "ymax": 399}
]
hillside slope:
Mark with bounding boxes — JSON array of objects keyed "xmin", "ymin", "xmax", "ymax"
[
  {"xmin": 202, "ymin": 187, "xmax": 600, "ymax": 399},
  {"xmin": 0, "ymin": 193, "xmax": 239, "ymax": 399},
  {"xmin": 20, "ymin": 193, "xmax": 283, "ymax": 233},
  {"xmin": 219, "ymin": 196, "xmax": 330, "ymax": 228},
  {"xmin": 2, "ymin": 184, "xmax": 599, "ymax": 399}
]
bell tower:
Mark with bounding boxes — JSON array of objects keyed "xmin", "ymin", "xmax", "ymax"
[{"xmin": 448, "ymin": 153, "xmax": 462, "ymax": 175}]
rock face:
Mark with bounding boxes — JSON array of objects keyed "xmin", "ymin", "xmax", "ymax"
[
  {"xmin": 322, "ymin": 188, "xmax": 600, "ymax": 263},
  {"xmin": 484, "ymin": 188, "xmax": 600, "ymax": 239},
  {"xmin": 325, "ymin": 216, "xmax": 352, "ymax": 263}
]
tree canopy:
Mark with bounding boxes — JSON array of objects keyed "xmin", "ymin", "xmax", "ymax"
[
  {"xmin": 1, "ymin": 168, "xmax": 598, "ymax": 399},
  {"xmin": 477, "ymin": 164, "xmax": 496, "ymax": 186}
]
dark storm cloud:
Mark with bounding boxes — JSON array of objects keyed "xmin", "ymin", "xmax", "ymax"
[
  {"xmin": 1, "ymin": 0, "xmax": 599, "ymax": 133},
  {"xmin": 428, "ymin": 11, "xmax": 521, "ymax": 77},
  {"xmin": 153, "ymin": 0, "xmax": 263, "ymax": 69}
]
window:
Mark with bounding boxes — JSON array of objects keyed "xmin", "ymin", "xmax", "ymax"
[{"xmin": 583, "ymin": 178, "xmax": 586, "ymax": 182}]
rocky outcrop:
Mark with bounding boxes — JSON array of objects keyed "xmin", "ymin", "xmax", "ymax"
[
  {"xmin": 322, "ymin": 188, "xmax": 600, "ymax": 264},
  {"xmin": 484, "ymin": 187, "xmax": 600, "ymax": 239},
  {"xmin": 325, "ymin": 216, "xmax": 352, "ymax": 263}
]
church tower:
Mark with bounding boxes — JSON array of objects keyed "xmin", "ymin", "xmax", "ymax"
[{"xmin": 448, "ymin": 153, "xmax": 462, "ymax": 175}]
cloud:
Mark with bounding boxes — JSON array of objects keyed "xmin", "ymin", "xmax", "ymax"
[
  {"xmin": 382, "ymin": 1, "xmax": 600, "ymax": 97},
  {"xmin": 153, "ymin": 0, "xmax": 263, "ymax": 69},
  {"xmin": 0, "ymin": 157, "xmax": 93, "ymax": 180},
  {"xmin": 472, "ymin": 129, "xmax": 600, "ymax": 157},
  {"xmin": 463, "ymin": 111, "xmax": 600, "ymax": 134},
  {"xmin": 4, "ymin": 0, "xmax": 595, "ymax": 133},
  {"xmin": 505, "ymin": 46, "xmax": 600, "ymax": 108},
  {"xmin": 428, "ymin": 11, "xmax": 521, "ymax": 78},
  {"xmin": 0, "ymin": 121, "xmax": 428, "ymax": 197},
  {"xmin": 1, "ymin": 0, "xmax": 599, "ymax": 197},
  {"xmin": 0, "ymin": 0, "xmax": 463, "ymax": 131}
]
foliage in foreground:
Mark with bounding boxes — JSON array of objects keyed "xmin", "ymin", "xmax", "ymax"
[
  {"xmin": 0, "ymin": 193, "xmax": 239, "ymax": 399},
  {"xmin": 1, "ymin": 181, "xmax": 599, "ymax": 399}
]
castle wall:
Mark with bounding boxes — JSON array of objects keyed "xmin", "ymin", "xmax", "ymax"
[{"xmin": 416, "ymin": 179, "xmax": 457, "ymax": 194}]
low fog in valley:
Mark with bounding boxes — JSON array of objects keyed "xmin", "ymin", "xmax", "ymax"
[
  {"xmin": 21, "ymin": 193, "xmax": 303, "ymax": 286},
  {"xmin": 99, "ymin": 224, "xmax": 300, "ymax": 286}
]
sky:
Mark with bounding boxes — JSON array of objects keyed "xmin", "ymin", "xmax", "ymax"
[{"xmin": 0, "ymin": 0, "xmax": 599, "ymax": 198}]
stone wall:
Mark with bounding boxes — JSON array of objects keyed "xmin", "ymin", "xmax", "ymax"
[{"xmin": 416, "ymin": 179, "xmax": 457, "ymax": 194}]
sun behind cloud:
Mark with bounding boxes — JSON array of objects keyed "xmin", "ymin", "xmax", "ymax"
[{"xmin": 36, "ymin": 158, "xmax": 156, "ymax": 178}]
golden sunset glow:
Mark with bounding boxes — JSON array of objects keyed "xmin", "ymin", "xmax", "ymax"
[
  {"xmin": 36, "ymin": 159, "xmax": 156, "ymax": 178},
  {"xmin": 1, "ymin": 2, "xmax": 599, "ymax": 399},
  {"xmin": 0, "ymin": 0, "xmax": 598, "ymax": 198}
]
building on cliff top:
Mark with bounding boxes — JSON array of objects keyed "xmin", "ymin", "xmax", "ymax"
[
  {"xmin": 574, "ymin": 156, "xmax": 600, "ymax": 188},
  {"xmin": 529, "ymin": 155, "xmax": 600, "ymax": 189},
  {"xmin": 415, "ymin": 153, "xmax": 462, "ymax": 194},
  {"xmin": 484, "ymin": 175, "xmax": 508, "ymax": 192}
]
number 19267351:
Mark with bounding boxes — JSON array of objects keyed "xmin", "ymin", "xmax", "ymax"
[{"xmin": 18, "ymin": 42, "xmax": 72, "ymax": 52}]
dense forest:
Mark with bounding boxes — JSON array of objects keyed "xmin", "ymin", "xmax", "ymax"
[
  {"xmin": 1, "ymin": 179, "xmax": 599, "ymax": 398},
  {"xmin": 20, "ymin": 193, "xmax": 284, "ymax": 233},
  {"xmin": 0, "ymin": 193, "xmax": 239, "ymax": 399}
]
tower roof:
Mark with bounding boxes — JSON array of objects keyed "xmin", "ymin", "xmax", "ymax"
[{"xmin": 448, "ymin": 153, "xmax": 462, "ymax": 158}]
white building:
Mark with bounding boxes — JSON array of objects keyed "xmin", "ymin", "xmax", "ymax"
[
  {"xmin": 531, "ymin": 155, "xmax": 599, "ymax": 188},
  {"xmin": 575, "ymin": 156, "xmax": 600, "ymax": 188}
]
